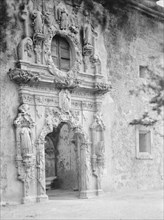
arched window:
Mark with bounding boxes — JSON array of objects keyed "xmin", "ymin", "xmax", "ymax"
[{"xmin": 51, "ymin": 35, "xmax": 71, "ymax": 72}]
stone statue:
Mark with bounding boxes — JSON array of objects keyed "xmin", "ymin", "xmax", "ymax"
[
  {"xmin": 55, "ymin": 3, "xmax": 68, "ymax": 30},
  {"xmin": 83, "ymin": 20, "xmax": 92, "ymax": 46},
  {"xmin": 59, "ymin": 89, "xmax": 71, "ymax": 112},
  {"xmin": 20, "ymin": 126, "xmax": 33, "ymax": 156},
  {"xmin": 32, "ymin": 8, "xmax": 43, "ymax": 34},
  {"xmin": 83, "ymin": 11, "xmax": 93, "ymax": 56},
  {"xmin": 60, "ymin": 8, "xmax": 68, "ymax": 30}
]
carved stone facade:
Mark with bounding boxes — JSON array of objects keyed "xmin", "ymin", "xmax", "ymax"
[
  {"xmin": 1, "ymin": 0, "xmax": 163, "ymax": 205},
  {"xmin": 6, "ymin": 0, "xmax": 110, "ymax": 203}
]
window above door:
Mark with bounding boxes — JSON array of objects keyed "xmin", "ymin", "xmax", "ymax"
[{"xmin": 51, "ymin": 35, "xmax": 71, "ymax": 72}]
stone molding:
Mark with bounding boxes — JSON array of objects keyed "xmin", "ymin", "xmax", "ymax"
[{"xmin": 127, "ymin": 0, "xmax": 164, "ymax": 21}]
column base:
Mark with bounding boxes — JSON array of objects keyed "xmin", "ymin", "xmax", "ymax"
[
  {"xmin": 22, "ymin": 196, "xmax": 37, "ymax": 204},
  {"xmin": 36, "ymin": 194, "xmax": 48, "ymax": 203}
]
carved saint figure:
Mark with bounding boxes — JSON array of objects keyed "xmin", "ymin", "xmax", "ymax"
[
  {"xmin": 83, "ymin": 20, "xmax": 92, "ymax": 46},
  {"xmin": 60, "ymin": 8, "xmax": 68, "ymax": 30},
  {"xmin": 55, "ymin": 4, "xmax": 68, "ymax": 30},
  {"xmin": 59, "ymin": 89, "xmax": 71, "ymax": 112},
  {"xmin": 20, "ymin": 126, "xmax": 33, "ymax": 156},
  {"xmin": 32, "ymin": 7, "xmax": 43, "ymax": 34}
]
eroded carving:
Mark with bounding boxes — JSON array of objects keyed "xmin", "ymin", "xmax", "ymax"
[
  {"xmin": 18, "ymin": 37, "xmax": 35, "ymax": 62},
  {"xmin": 59, "ymin": 89, "xmax": 71, "ymax": 113},
  {"xmin": 83, "ymin": 10, "xmax": 93, "ymax": 56},
  {"xmin": 14, "ymin": 104, "xmax": 36, "ymax": 201},
  {"xmin": 55, "ymin": 3, "xmax": 68, "ymax": 30},
  {"xmin": 90, "ymin": 111, "xmax": 105, "ymax": 194},
  {"xmin": 8, "ymin": 68, "xmax": 39, "ymax": 85},
  {"xmin": 94, "ymin": 82, "xmax": 111, "ymax": 95}
]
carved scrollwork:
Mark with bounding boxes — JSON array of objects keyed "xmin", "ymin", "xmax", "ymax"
[
  {"xmin": 8, "ymin": 68, "xmax": 39, "ymax": 85},
  {"xmin": 55, "ymin": 77, "xmax": 80, "ymax": 91},
  {"xmin": 94, "ymin": 82, "xmax": 112, "ymax": 95}
]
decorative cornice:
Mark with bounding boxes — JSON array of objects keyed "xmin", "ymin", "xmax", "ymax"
[
  {"xmin": 8, "ymin": 68, "xmax": 39, "ymax": 85},
  {"xmin": 127, "ymin": 0, "xmax": 164, "ymax": 21}
]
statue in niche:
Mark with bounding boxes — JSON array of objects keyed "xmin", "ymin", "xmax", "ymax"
[
  {"xmin": 24, "ymin": 38, "xmax": 33, "ymax": 58},
  {"xmin": 54, "ymin": 3, "xmax": 68, "ymax": 30},
  {"xmin": 59, "ymin": 89, "xmax": 71, "ymax": 113},
  {"xmin": 90, "ymin": 111, "xmax": 105, "ymax": 193},
  {"xmin": 83, "ymin": 10, "xmax": 93, "ymax": 56},
  {"xmin": 69, "ymin": 11, "xmax": 78, "ymax": 34},
  {"xmin": 18, "ymin": 104, "xmax": 34, "ymax": 156},
  {"xmin": 20, "ymin": 126, "xmax": 33, "ymax": 156},
  {"xmin": 31, "ymin": 5, "xmax": 43, "ymax": 34},
  {"xmin": 19, "ymin": 2, "xmax": 29, "ymax": 37}
]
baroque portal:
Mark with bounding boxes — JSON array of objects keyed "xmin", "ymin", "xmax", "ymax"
[{"xmin": 8, "ymin": 0, "xmax": 110, "ymax": 203}]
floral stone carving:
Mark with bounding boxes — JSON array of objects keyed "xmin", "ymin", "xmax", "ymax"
[
  {"xmin": 94, "ymin": 82, "xmax": 112, "ymax": 95},
  {"xmin": 8, "ymin": 68, "xmax": 39, "ymax": 85},
  {"xmin": 14, "ymin": 104, "xmax": 36, "ymax": 202}
]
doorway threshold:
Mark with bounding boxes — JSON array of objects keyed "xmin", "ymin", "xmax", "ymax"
[{"xmin": 46, "ymin": 189, "xmax": 79, "ymax": 200}]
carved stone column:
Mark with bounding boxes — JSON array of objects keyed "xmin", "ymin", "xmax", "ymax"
[
  {"xmin": 36, "ymin": 141, "xmax": 48, "ymax": 202},
  {"xmin": 79, "ymin": 143, "xmax": 89, "ymax": 199}
]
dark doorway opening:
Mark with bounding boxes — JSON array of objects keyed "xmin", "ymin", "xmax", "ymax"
[{"xmin": 45, "ymin": 123, "xmax": 79, "ymax": 199}]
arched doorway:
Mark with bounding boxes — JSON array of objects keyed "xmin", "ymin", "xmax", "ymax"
[
  {"xmin": 36, "ymin": 108, "xmax": 90, "ymax": 202},
  {"xmin": 45, "ymin": 122, "xmax": 79, "ymax": 199}
]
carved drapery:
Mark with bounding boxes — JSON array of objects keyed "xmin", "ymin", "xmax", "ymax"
[
  {"xmin": 90, "ymin": 111, "xmax": 105, "ymax": 194},
  {"xmin": 14, "ymin": 104, "xmax": 36, "ymax": 203}
]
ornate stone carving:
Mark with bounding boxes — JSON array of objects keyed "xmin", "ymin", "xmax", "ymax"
[
  {"xmin": 31, "ymin": 7, "xmax": 43, "ymax": 35},
  {"xmin": 90, "ymin": 111, "xmax": 105, "ymax": 194},
  {"xmin": 18, "ymin": 37, "xmax": 35, "ymax": 62},
  {"xmin": 36, "ymin": 107, "xmax": 90, "ymax": 199},
  {"xmin": 44, "ymin": 28, "xmax": 81, "ymax": 85},
  {"xmin": 55, "ymin": 78, "xmax": 80, "ymax": 91},
  {"xmin": 18, "ymin": 2, "xmax": 30, "ymax": 37},
  {"xmin": 94, "ymin": 82, "xmax": 111, "ymax": 95},
  {"xmin": 69, "ymin": 11, "xmax": 79, "ymax": 34},
  {"xmin": 31, "ymin": 5, "xmax": 45, "ymax": 64},
  {"xmin": 14, "ymin": 104, "xmax": 36, "ymax": 202},
  {"xmin": 59, "ymin": 90, "xmax": 71, "ymax": 113},
  {"xmin": 55, "ymin": 3, "xmax": 68, "ymax": 30},
  {"xmin": 83, "ymin": 11, "xmax": 93, "ymax": 56},
  {"xmin": 8, "ymin": 68, "xmax": 39, "ymax": 85},
  {"xmin": 90, "ymin": 54, "xmax": 101, "ymax": 75}
]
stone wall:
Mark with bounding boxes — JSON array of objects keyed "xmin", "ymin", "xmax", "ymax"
[{"xmin": 102, "ymin": 5, "xmax": 164, "ymax": 191}]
